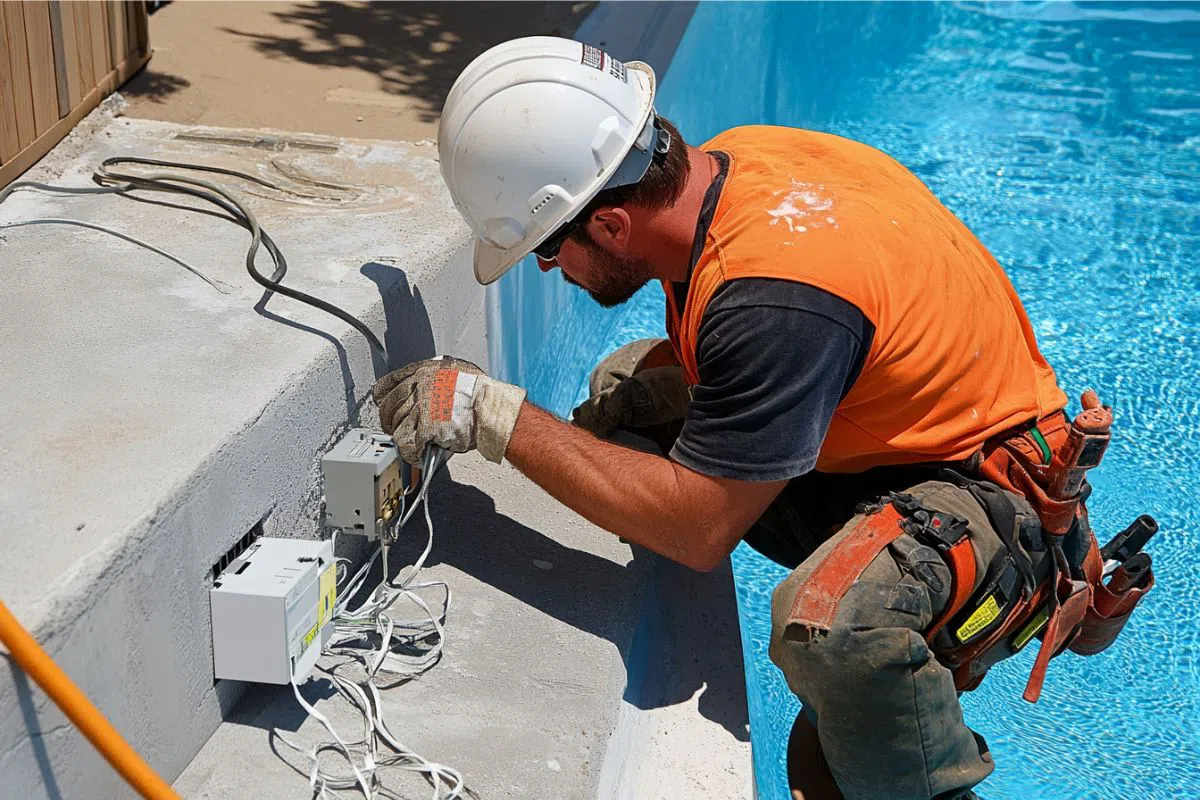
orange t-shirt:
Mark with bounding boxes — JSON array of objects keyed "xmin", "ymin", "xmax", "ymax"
[{"xmin": 665, "ymin": 126, "xmax": 1066, "ymax": 473}]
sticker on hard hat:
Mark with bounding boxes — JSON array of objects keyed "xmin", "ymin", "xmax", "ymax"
[{"xmin": 581, "ymin": 43, "xmax": 628, "ymax": 83}]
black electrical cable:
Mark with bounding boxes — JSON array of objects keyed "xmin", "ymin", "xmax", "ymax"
[{"xmin": 93, "ymin": 157, "xmax": 387, "ymax": 360}]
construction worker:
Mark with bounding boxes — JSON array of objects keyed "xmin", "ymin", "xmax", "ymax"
[{"xmin": 373, "ymin": 37, "xmax": 1154, "ymax": 799}]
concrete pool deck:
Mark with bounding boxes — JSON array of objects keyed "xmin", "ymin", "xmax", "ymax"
[{"xmin": 0, "ymin": 103, "xmax": 747, "ymax": 800}]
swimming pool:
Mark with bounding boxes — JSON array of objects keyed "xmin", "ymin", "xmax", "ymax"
[{"xmin": 491, "ymin": 3, "xmax": 1200, "ymax": 797}]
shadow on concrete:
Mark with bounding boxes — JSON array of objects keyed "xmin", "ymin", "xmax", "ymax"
[
  {"xmin": 399, "ymin": 470, "xmax": 749, "ymax": 741},
  {"xmin": 250, "ymin": 260, "xmax": 440, "ymax": 416},
  {"xmin": 221, "ymin": 1, "xmax": 596, "ymax": 123},
  {"xmin": 120, "ymin": 68, "xmax": 192, "ymax": 104},
  {"xmin": 228, "ymin": 677, "xmax": 337, "ymax": 734},
  {"xmin": 360, "ymin": 261, "xmax": 436, "ymax": 376},
  {"xmin": 6, "ymin": 659, "xmax": 64, "ymax": 800},
  {"xmin": 404, "ymin": 472, "xmax": 652, "ymax": 647},
  {"xmin": 630, "ymin": 558, "xmax": 751, "ymax": 742},
  {"xmin": 253, "ymin": 295, "xmax": 359, "ymax": 420}
]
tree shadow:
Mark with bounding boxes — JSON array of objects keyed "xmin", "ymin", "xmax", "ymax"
[
  {"xmin": 220, "ymin": 1, "xmax": 597, "ymax": 124},
  {"xmin": 120, "ymin": 67, "xmax": 191, "ymax": 103}
]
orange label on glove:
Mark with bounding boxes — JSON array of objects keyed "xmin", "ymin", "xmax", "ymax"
[{"xmin": 430, "ymin": 370, "xmax": 457, "ymax": 422}]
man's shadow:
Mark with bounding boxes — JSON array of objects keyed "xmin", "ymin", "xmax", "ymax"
[
  {"xmin": 252, "ymin": 260, "xmax": 437, "ymax": 422},
  {"xmin": 389, "ymin": 467, "xmax": 749, "ymax": 742}
]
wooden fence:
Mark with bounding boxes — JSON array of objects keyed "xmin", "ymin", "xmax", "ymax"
[{"xmin": 1, "ymin": 1, "xmax": 150, "ymax": 188}]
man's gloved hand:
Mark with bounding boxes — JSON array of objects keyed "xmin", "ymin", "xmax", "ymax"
[
  {"xmin": 373, "ymin": 356, "xmax": 526, "ymax": 465},
  {"xmin": 571, "ymin": 365, "xmax": 690, "ymax": 437}
]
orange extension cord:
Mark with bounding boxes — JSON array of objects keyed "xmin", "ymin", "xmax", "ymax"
[{"xmin": 0, "ymin": 598, "xmax": 180, "ymax": 799}]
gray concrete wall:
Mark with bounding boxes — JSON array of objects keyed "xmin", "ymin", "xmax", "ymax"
[{"xmin": 0, "ymin": 106, "xmax": 483, "ymax": 798}]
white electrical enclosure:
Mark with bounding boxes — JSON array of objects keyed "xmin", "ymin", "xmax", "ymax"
[
  {"xmin": 322, "ymin": 428, "xmax": 403, "ymax": 536},
  {"xmin": 211, "ymin": 537, "xmax": 336, "ymax": 684}
]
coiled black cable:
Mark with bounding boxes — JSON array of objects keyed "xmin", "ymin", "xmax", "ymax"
[{"xmin": 93, "ymin": 157, "xmax": 387, "ymax": 360}]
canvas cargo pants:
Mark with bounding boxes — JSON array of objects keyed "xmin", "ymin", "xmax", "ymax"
[{"xmin": 579, "ymin": 339, "xmax": 1045, "ymax": 800}]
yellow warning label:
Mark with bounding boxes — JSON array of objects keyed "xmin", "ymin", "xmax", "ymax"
[
  {"xmin": 956, "ymin": 594, "xmax": 1001, "ymax": 643},
  {"xmin": 318, "ymin": 563, "xmax": 337, "ymax": 629},
  {"xmin": 302, "ymin": 622, "xmax": 318, "ymax": 650},
  {"xmin": 1012, "ymin": 605, "xmax": 1050, "ymax": 652},
  {"xmin": 302, "ymin": 564, "xmax": 339, "ymax": 651}
]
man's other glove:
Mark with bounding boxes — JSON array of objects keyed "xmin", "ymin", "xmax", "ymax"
[
  {"xmin": 572, "ymin": 339, "xmax": 689, "ymax": 437},
  {"xmin": 373, "ymin": 356, "xmax": 526, "ymax": 465}
]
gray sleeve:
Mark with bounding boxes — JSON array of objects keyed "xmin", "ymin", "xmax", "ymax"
[{"xmin": 669, "ymin": 279, "xmax": 873, "ymax": 481}]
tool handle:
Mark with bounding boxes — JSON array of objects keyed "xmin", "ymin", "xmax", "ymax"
[
  {"xmin": 1108, "ymin": 552, "xmax": 1152, "ymax": 594},
  {"xmin": 1100, "ymin": 514, "xmax": 1159, "ymax": 563}
]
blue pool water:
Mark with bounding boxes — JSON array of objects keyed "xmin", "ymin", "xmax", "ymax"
[{"xmin": 491, "ymin": 3, "xmax": 1200, "ymax": 797}]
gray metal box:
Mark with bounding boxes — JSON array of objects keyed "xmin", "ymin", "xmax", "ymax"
[
  {"xmin": 210, "ymin": 537, "xmax": 335, "ymax": 685},
  {"xmin": 321, "ymin": 428, "xmax": 402, "ymax": 535}
]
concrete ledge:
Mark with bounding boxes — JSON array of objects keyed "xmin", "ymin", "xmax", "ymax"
[
  {"xmin": 0, "ymin": 108, "xmax": 481, "ymax": 797},
  {"xmin": 1, "ymin": 104, "xmax": 749, "ymax": 800}
]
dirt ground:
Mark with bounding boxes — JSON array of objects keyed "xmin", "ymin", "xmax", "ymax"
[{"xmin": 121, "ymin": 1, "xmax": 595, "ymax": 140}]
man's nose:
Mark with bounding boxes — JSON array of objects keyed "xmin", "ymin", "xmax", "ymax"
[{"xmin": 536, "ymin": 255, "xmax": 558, "ymax": 273}]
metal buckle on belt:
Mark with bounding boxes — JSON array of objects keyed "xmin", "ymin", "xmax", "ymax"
[{"xmin": 891, "ymin": 493, "xmax": 970, "ymax": 551}]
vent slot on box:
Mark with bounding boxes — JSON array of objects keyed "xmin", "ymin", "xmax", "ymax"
[{"xmin": 212, "ymin": 519, "xmax": 265, "ymax": 581}]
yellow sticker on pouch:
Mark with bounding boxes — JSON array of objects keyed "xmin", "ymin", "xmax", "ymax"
[{"xmin": 956, "ymin": 594, "xmax": 1001, "ymax": 643}]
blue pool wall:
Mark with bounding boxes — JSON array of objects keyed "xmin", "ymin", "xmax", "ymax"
[{"xmin": 490, "ymin": 3, "xmax": 1200, "ymax": 799}]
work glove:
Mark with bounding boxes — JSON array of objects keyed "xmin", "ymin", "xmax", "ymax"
[
  {"xmin": 572, "ymin": 365, "xmax": 690, "ymax": 437},
  {"xmin": 373, "ymin": 356, "xmax": 526, "ymax": 465}
]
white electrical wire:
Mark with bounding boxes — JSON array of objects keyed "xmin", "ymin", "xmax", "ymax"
[{"xmin": 277, "ymin": 448, "xmax": 471, "ymax": 800}]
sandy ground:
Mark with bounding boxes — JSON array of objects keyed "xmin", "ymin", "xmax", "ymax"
[{"xmin": 122, "ymin": 1, "xmax": 595, "ymax": 140}]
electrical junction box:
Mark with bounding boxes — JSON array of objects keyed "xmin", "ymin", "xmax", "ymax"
[
  {"xmin": 210, "ymin": 537, "xmax": 336, "ymax": 685},
  {"xmin": 321, "ymin": 428, "xmax": 403, "ymax": 536}
]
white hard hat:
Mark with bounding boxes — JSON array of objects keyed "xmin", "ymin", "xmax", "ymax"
[{"xmin": 438, "ymin": 36, "xmax": 661, "ymax": 285}]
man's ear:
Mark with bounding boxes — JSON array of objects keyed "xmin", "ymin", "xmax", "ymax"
[{"xmin": 586, "ymin": 207, "xmax": 633, "ymax": 251}]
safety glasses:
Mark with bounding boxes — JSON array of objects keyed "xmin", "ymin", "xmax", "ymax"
[{"xmin": 532, "ymin": 216, "xmax": 585, "ymax": 261}]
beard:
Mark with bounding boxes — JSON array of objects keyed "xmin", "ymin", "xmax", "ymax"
[{"xmin": 564, "ymin": 236, "xmax": 652, "ymax": 308}]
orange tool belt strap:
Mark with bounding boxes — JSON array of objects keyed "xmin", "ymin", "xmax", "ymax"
[
  {"xmin": 1021, "ymin": 527, "xmax": 1104, "ymax": 702},
  {"xmin": 926, "ymin": 537, "xmax": 977, "ymax": 643},
  {"xmin": 786, "ymin": 503, "xmax": 908, "ymax": 635},
  {"xmin": 971, "ymin": 409, "xmax": 1109, "ymax": 701},
  {"xmin": 786, "ymin": 497, "xmax": 978, "ymax": 642}
]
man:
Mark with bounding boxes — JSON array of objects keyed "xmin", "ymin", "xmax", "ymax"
[{"xmin": 374, "ymin": 37, "xmax": 1152, "ymax": 799}]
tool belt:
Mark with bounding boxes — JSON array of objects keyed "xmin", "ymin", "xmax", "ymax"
[{"xmin": 787, "ymin": 391, "xmax": 1158, "ymax": 702}]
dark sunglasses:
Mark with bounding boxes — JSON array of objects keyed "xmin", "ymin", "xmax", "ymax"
[{"xmin": 532, "ymin": 215, "xmax": 585, "ymax": 261}]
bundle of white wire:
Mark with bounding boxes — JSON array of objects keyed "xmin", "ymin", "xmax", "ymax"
[{"xmin": 277, "ymin": 447, "xmax": 472, "ymax": 800}]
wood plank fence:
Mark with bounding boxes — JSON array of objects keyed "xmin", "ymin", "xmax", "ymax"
[{"xmin": 1, "ymin": 1, "xmax": 150, "ymax": 188}]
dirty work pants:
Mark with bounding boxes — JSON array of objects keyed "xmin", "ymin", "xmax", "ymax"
[
  {"xmin": 585, "ymin": 340, "xmax": 1017, "ymax": 799},
  {"xmin": 761, "ymin": 477, "xmax": 1012, "ymax": 800}
]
